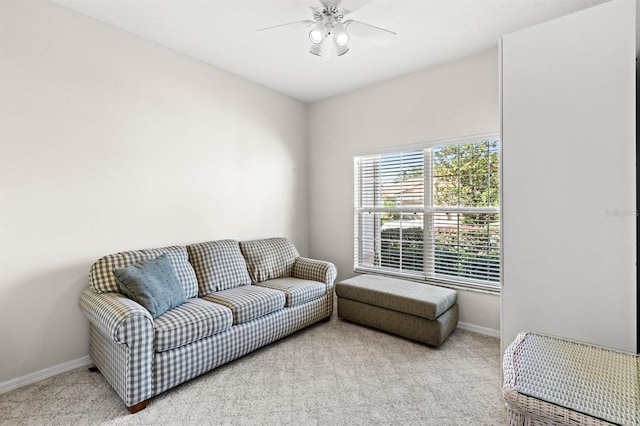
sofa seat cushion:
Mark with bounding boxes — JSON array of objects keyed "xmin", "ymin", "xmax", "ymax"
[
  {"xmin": 154, "ymin": 298, "xmax": 233, "ymax": 352},
  {"xmin": 202, "ymin": 285, "xmax": 285, "ymax": 325},
  {"xmin": 255, "ymin": 278, "xmax": 325, "ymax": 307}
]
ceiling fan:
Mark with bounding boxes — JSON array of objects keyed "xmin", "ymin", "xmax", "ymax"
[{"xmin": 256, "ymin": 0, "xmax": 396, "ymax": 58}]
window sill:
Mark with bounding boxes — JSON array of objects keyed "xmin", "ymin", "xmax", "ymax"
[{"xmin": 353, "ymin": 267, "xmax": 501, "ymax": 295}]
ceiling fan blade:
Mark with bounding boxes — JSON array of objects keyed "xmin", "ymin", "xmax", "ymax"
[
  {"xmin": 296, "ymin": 0, "xmax": 325, "ymax": 7},
  {"xmin": 341, "ymin": 0, "xmax": 373, "ymax": 14},
  {"xmin": 256, "ymin": 20, "xmax": 314, "ymax": 33},
  {"xmin": 344, "ymin": 19, "xmax": 397, "ymax": 46}
]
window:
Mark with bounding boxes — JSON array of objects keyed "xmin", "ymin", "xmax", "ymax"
[{"xmin": 354, "ymin": 135, "xmax": 500, "ymax": 290}]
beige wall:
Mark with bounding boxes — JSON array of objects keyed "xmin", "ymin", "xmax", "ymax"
[
  {"xmin": 0, "ymin": 0, "xmax": 505, "ymax": 387},
  {"xmin": 0, "ymin": 0, "xmax": 308, "ymax": 383},
  {"xmin": 307, "ymin": 49, "xmax": 501, "ymax": 333}
]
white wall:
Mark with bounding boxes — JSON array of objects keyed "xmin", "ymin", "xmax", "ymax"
[
  {"xmin": 308, "ymin": 49, "xmax": 501, "ymax": 334},
  {"xmin": 501, "ymin": 0, "xmax": 636, "ymax": 353},
  {"xmin": 0, "ymin": 0, "xmax": 308, "ymax": 383}
]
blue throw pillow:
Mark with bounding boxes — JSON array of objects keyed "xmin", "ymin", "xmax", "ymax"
[{"xmin": 114, "ymin": 253, "xmax": 186, "ymax": 318}]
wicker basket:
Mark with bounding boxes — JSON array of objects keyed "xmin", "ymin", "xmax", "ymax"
[{"xmin": 502, "ymin": 332, "xmax": 639, "ymax": 426}]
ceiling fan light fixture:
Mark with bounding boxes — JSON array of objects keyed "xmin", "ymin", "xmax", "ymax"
[
  {"xmin": 309, "ymin": 43, "xmax": 323, "ymax": 56},
  {"xmin": 335, "ymin": 32, "xmax": 350, "ymax": 46},
  {"xmin": 309, "ymin": 29, "xmax": 323, "ymax": 44},
  {"xmin": 333, "ymin": 22, "xmax": 350, "ymax": 46},
  {"xmin": 335, "ymin": 43, "xmax": 349, "ymax": 56},
  {"xmin": 309, "ymin": 22, "xmax": 326, "ymax": 44}
]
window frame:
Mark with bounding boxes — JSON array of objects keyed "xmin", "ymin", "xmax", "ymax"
[{"xmin": 354, "ymin": 133, "xmax": 501, "ymax": 293}]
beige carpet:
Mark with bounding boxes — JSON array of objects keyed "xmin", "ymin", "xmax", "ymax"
[{"xmin": 0, "ymin": 315, "xmax": 506, "ymax": 425}]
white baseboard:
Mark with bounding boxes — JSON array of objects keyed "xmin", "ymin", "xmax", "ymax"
[
  {"xmin": 457, "ymin": 321, "xmax": 500, "ymax": 338},
  {"xmin": 0, "ymin": 355, "xmax": 92, "ymax": 395}
]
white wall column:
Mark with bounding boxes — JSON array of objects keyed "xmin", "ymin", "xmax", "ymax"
[{"xmin": 501, "ymin": 0, "xmax": 636, "ymax": 353}]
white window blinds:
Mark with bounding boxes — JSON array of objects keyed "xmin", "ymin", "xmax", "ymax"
[
  {"xmin": 354, "ymin": 150, "xmax": 425, "ymax": 274},
  {"xmin": 354, "ymin": 136, "xmax": 500, "ymax": 290}
]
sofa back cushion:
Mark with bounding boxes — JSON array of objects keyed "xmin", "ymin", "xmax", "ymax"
[
  {"xmin": 239, "ymin": 237, "xmax": 299, "ymax": 283},
  {"xmin": 186, "ymin": 239, "xmax": 251, "ymax": 295},
  {"xmin": 90, "ymin": 245, "xmax": 198, "ymax": 299}
]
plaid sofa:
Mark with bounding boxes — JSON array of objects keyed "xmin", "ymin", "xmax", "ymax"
[{"xmin": 79, "ymin": 237, "xmax": 336, "ymax": 413}]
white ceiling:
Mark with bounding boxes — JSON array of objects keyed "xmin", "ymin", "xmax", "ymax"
[{"xmin": 51, "ymin": 0, "xmax": 612, "ymax": 103}]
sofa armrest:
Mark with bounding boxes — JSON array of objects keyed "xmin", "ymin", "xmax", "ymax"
[
  {"xmin": 79, "ymin": 286, "xmax": 153, "ymax": 343},
  {"xmin": 292, "ymin": 257, "xmax": 337, "ymax": 289},
  {"xmin": 79, "ymin": 286, "xmax": 154, "ymax": 410}
]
